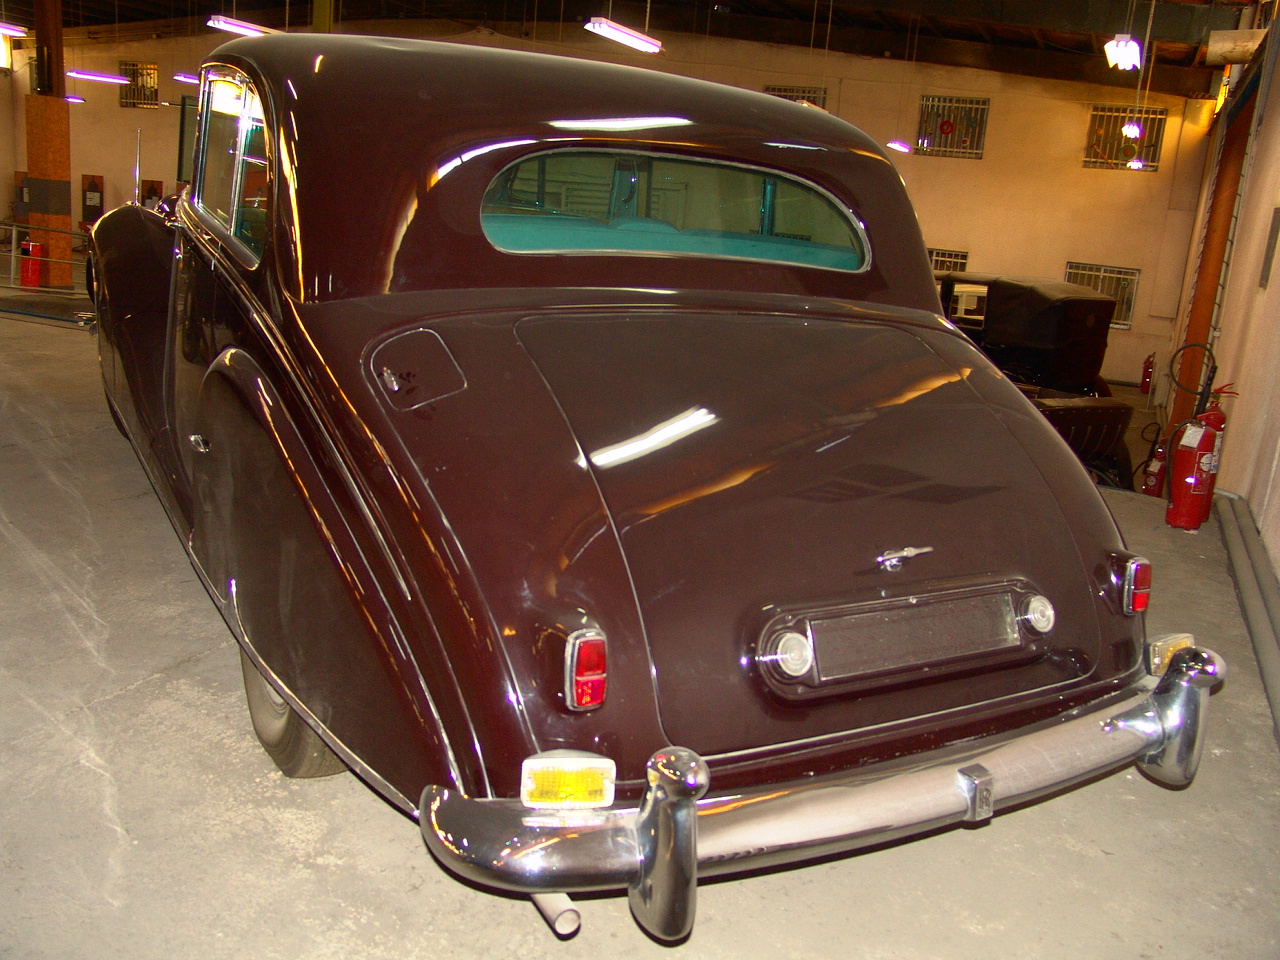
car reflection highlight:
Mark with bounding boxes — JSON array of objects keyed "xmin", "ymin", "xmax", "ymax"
[{"xmin": 588, "ymin": 406, "xmax": 718, "ymax": 468}]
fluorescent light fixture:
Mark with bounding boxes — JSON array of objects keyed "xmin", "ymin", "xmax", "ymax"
[
  {"xmin": 0, "ymin": 20, "xmax": 28, "ymax": 37},
  {"xmin": 549, "ymin": 116, "xmax": 690, "ymax": 131},
  {"xmin": 1104, "ymin": 34, "xmax": 1141, "ymax": 70},
  {"xmin": 174, "ymin": 73, "xmax": 200, "ymax": 85},
  {"xmin": 66, "ymin": 69, "xmax": 130, "ymax": 84},
  {"xmin": 1121, "ymin": 121, "xmax": 1142, "ymax": 138},
  {"xmin": 886, "ymin": 140, "xmax": 913, "ymax": 154},
  {"xmin": 207, "ymin": 15, "xmax": 278, "ymax": 36},
  {"xmin": 65, "ymin": 94, "xmax": 86, "ymax": 103},
  {"xmin": 584, "ymin": 17, "xmax": 662, "ymax": 54},
  {"xmin": 589, "ymin": 407, "xmax": 717, "ymax": 468}
]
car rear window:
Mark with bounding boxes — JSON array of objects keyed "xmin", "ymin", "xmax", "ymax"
[{"xmin": 481, "ymin": 151, "xmax": 870, "ymax": 273}]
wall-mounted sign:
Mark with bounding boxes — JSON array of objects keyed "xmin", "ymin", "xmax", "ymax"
[
  {"xmin": 141, "ymin": 179, "xmax": 164, "ymax": 210},
  {"xmin": 82, "ymin": 174, "xmax": 104, "ymax": 227}
]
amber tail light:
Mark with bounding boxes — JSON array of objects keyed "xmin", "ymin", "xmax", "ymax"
[
  {"xmin": 520, "ymin": 750, "xmax": 616, "ymax": 808},
  {"xmin": 565, "ymin": 630, "xmax": 607, "ymax": 710}
]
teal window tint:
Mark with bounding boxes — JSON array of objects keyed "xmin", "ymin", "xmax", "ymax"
[{"xmin": 482, "ymin": 151, "xmax": 868, "ymax": 273}]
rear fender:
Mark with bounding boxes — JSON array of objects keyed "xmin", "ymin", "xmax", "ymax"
[{"xmin": 190, "ymin": 346, "xmax": 473, "ymax": 809}]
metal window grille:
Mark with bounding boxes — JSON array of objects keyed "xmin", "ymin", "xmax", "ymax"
[
  {"xmin": 764, "ymin": 85, "xmax": 828, "ymax": 109},
  {"xmin": 928, "ymin": 248, "xmax": 969, "ymax": 272},
  {"xmin": 915, "ymin": 96, "xmax": 988, "ymax": 159},
  {"xmin": 1083, "ymin": 105, "xmax": 1166, "ymax": 171},
  {"xmin": 1065, "ymin": 261, "xmax": 1139, "ymax": 329},
  {"xmin": 119, "ymin": 61, "xmax": 159, "ymax": 109}
]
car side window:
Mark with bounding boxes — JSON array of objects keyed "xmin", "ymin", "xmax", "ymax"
[{"xmin": 194, "ymin": 70, "xmax": 268, "ymax": 261}]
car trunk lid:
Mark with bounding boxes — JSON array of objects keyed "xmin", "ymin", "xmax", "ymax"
[{"xmin": 515, "ymin": 308, "xmax": 1104, "ymax": 757}]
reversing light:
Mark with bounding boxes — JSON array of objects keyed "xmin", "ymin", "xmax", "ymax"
[
  {"xmin": 1122, "ymin": 557, "xmax": 1152, "ymax": 615},
  {"xmin": 520, "ymin": 750, "xmax": 616, "ymax": 809},
  {"xmin": 565, "ymin": 629, "xmax": 607, "ymax": 710},
  {"xmin": 771, "ymin": 630, "xmax": 815, "ymax": 678},
  {"xmin": 1021, "ymin": 594, "xmax": 1056, "ymax": 633}
]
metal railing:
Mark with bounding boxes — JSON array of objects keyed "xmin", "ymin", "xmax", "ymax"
[{"xmin": 2, "ymin": 221, "xmax": 91, "ymax": 294}]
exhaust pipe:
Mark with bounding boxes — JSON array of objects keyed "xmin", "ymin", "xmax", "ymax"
[{"xmin": 531, "ymin": 892, "xmax": 580, "ymax": 937}]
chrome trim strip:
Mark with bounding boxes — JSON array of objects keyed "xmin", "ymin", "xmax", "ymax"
[{"xmin": 421, "ymin": 646, "xmax": 1223, "ymax": 940}]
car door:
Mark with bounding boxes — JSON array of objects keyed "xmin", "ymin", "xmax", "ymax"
[{"xmin": 165, "ymin": 68, "xmax": 271, "ymax": 532}]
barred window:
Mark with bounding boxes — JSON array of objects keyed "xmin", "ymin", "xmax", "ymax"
[
  {"xmin": 915, "ymin": 96, "xmax": 989, "ymax": 159},
  {"xmin": 928, "ymin": 248, "xmax": 969, "ymax": 272},
  {"xmin": 1066, "ymin": 261, "xmax": 1139, "ymax": 328},
  {"xmin": 119, "ymin": 61, "xmax": 159, "ymax": 109},
  {"xmin": 1083, "ymin": 105, "xmax": 1167, "ymax": 171},
  {"xmin": 764, "ymin": 85, "xmax": 828, "ymax": 109}
]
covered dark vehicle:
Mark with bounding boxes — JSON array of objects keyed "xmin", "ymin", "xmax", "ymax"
[
  {"xmin": 90, "ymin": 34, "xmax": 1221, "ymax": 941},
  {"xmin": 936, "ymin": 271, "xmax": 1117, "ymax": 395},
  {"xmin": 937, "ymin": 271, "xmax": 1135, "ymax": 485}
]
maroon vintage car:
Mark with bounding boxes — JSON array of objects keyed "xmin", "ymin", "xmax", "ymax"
[{"xmin": 90, "ymin": 34, "xmax": 1222, "ymax": 941}]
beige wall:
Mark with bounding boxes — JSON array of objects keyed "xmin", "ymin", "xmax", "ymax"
[
  {"xmin": 1209, "ymin": 55, "xmax": 1280, "ymax": 561},
  {"xmin": 8, "ymin": 34, "xmax": 219, "ymax": 217},
  {"xmin": 3, "ymin": 20, "xmax": 1214, "ymax": 386}
]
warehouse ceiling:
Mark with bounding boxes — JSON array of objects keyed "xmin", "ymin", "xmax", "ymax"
[{"xmin": 2, "ymin": 0, "xmax": 1258, "ymax": 96}]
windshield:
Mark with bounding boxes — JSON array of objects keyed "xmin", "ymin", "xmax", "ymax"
[{"xmin": 481, "ymin": 150, "xmax": 870, "ymax": 273}]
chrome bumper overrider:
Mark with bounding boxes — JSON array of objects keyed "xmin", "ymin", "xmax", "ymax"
[{"xmin": 420, "ymin": 646, "xmax": 1223, "ymax": 941}]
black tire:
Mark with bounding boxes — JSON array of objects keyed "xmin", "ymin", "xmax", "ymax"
[{"xmin": 239, "ymin": 648, "xmax": 346, "ymax": 778}]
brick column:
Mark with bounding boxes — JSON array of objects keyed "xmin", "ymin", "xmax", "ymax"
[{"xmin": 26, "ymin": 0, "xmax": 74, "ymax": 289}]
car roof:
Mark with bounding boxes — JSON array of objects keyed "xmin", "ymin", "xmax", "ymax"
[{"xmin": 208, "ymin": 34, "xmax": 939, "ymax": 312}]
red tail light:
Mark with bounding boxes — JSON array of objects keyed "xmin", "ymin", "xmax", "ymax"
[
  {"xmin": 566, "ymin": 631, "xmax": 607, "ymax": 710},
  {"xmin": 1122, "ymin": 557, "xmax": 1152, "ymax": 615}
]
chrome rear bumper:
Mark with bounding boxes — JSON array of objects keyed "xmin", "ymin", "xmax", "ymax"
[{"xmin": 421, "ymin": 646, "xmax": 1223, "ymax": 941}]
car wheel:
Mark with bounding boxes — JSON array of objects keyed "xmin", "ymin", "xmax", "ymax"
[{"xmin": 239, "ymin": 647, "xmax": 346, "ymax": 778}]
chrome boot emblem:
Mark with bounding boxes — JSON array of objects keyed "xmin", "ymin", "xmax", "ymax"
[{"xmin": 876, "ymin": 545, "xmax": 934, "ymax": 572}]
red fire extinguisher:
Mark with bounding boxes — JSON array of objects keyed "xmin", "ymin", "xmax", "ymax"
[
  {"xmin": 1140, "ymin": 353, "xmax": 1155, "ymax": 394},
  {"xmin": 1165, "ymin": 385, "xmax": 1234, "ymax": 530},
  {"xmin": 1141, "ymin": 441, "xmax": 1166, "ymax": 497}
]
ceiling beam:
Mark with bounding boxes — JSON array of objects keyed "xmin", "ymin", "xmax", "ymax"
[
  {"xmin": 598, "ymin": 0, "xmax": 1222, "ymax": 97},
  {"xmin": 827, "ymin": 0, "xmax": 1243, "ymax": 45}
]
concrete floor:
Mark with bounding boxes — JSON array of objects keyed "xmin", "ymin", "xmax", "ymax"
[{"xmin": 2, "ymin": 307, "xmax": 1278, "ymax": 960}]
